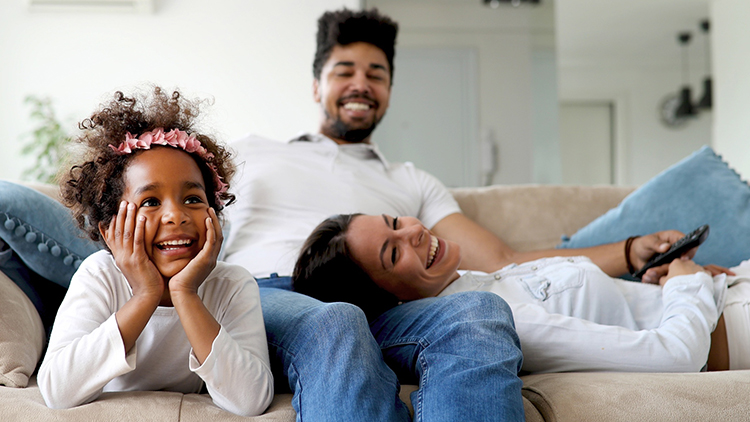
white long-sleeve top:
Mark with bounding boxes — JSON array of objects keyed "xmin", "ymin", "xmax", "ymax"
[
  {"xmin": 38, "ymin": 251, "xmax": 274, "ymax": 416},
  {"xmin": 439, "ymin": 256, "xmax": 728, "ymax": 373}
]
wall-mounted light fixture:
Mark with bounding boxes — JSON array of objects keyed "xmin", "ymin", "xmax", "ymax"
[
  {"xmin": 674, "ymin": 32, "xmax": 697, "ymax": 119},
  {"xmin": 483, "ymin": 0, "xmax": 540, "ymax": 9},
  {"xmin": 659, "ymin": 19, "xmax": 712, "ymax": 128},
  {"xmin": 697, "ymin": 20, "xmax": 712, "ymax": 110},
  {"xmin": 27, "ymin": 0, "xmax": 154, "ymax": 13}
]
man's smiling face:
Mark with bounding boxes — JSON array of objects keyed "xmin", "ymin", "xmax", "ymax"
[{"xmin": 313, "ymin": 42, "xmax": 391, "ymax": 144}]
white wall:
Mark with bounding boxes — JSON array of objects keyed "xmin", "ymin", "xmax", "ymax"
[
  {"xmin": 711, "ymin": 0, "xmax": 750, "ymax": 179},
  {"xmin": 558, "ymin": 67, "xmax": 712, "ymax": 186},
  {"xmin": 556, "ymin": 2, "xmax": 714, "ymax": 186},
  {"xmin": 365, "ymin": 0, "xmax": 558, "ymax": 185},
  {"xmin": 0, "ymin": 0, "xmax": 356, "ymax": 180}
]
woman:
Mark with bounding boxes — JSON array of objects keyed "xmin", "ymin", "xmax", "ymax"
[{"xmin": 293, "ymin": 213, "xmax": 750, "ymax": 374}]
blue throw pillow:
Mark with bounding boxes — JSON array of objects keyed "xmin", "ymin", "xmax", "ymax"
[{"xmin": 557, "ymin": 146, "xmax": 750, "ymax": 269}]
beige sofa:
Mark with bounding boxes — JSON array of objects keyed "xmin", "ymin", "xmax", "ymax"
[{"xmin": 3, "ymin": 182, "xmax": 750, "ymax": 421}]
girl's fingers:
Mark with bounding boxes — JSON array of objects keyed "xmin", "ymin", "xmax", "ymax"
[
  {"xmin": 133, "ymin": 213, "xmax": 146, "ymax": 254},
  {"xmin": 122, "ymin": 202, "xmax": 137, "ymax": 251},
  {"xmin": 114, "ymin": 201, "xmax": 127, "ymax": 247},
  {"xmin": 210, "ymin": 208, "xmax": 223, "ymax": 244},
  {"xmin": 102, "ymin": 218, "xmax": 116, "ymax": 249},
  {"xmin": 192, "ymin": 210, "xmax": 221, "ymax": 264},
  {"xmin": 202, "ymin": 216, "xmax": 216, "ymax": 257}
]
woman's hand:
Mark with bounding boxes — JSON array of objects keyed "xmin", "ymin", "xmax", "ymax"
[
  {"xmin": 168, "ymin": 208, "xmax": 222, "ymax": 298},
  {"xmin": 630, "ymin": 231, "xmax": 692, "ymax": 284},
  {"xmin": 659, "ymin": 257, "xmax": 710, "ymax": 286},
  {"xmin": 703, "ymin": 264, "xmax": 735, "ymax": 277},
  {"xmin": 102, "ymin": 201, "xmax": 164, "ymax": 301},
  {"xmin": 631, "ymin": 230, "xmax": 736, "ymax": 283}
]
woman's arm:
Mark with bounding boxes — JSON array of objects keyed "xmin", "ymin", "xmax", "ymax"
[
  {"xmin": 513, "ymin": 270, "xmax": 719, "ymax": 373},
  {"xmin": 431, "ymin": 213, "xmax": 681, "ymax": 278}
]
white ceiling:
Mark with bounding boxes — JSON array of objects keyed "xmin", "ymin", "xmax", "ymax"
[
  {"xmin": 556, "ymin": 0, "xmax": 711, "ymax": 70},
  {"xmin": 369, "ymin": 0, "xmax": 712, "ymax": 70}
]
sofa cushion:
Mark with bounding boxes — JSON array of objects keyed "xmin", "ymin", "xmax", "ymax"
[
  {"xmin": 521, "ymin": 370, "xmax": 750, "ymax": 422},
  {"xmin": 0, "ymin": 271, "xmax": 45, "ymax": 387},
  {"xmin": 451, "ymin": 185, "xmax": 634, "ymax": 252},
  {"xmin": 1, "ymin": 376, "xmax": 185, "ymax": 421},
  {"xmin": 558, "ymin": 146, "xmax": 750, "ymax": 269}
]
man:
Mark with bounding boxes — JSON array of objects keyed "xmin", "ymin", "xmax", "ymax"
[
  {"xmin": 223, "ymin": 7, "xmax": 688, "ymax": 422},
  {"xmin": 224, "ymin": 9, "xmax": 525, "ymax": 421}
]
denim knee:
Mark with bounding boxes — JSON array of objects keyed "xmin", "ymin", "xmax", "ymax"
[
  {"xmin": 280, "ymin": 302, "xmax": 372, "ymax": 355},
  {"xmin": 266, "ymin": 299, "xmax": 393, "ymax": 399},
  {"xmin": 0, "ymin": 181, "xmax": 101, "ymax": 288},
  {"xmin": 374, "ymin": 291, "xmax": 525, "ymax": 421},
  {"xmin": 426, "ymin": 291, "xmax": 516, "ymax": 328}
]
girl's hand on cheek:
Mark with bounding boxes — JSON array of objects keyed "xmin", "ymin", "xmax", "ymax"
[
  {"xmin": 103, "ymin": 201, "xmax": 164, "ymax": 301},
  {"xmin": 169, "ymin": 208, "xmax": 222, "ymax": 297}
]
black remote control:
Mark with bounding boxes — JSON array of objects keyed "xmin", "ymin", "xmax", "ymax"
[{"xmin": 632, "ymin": 224, "xmax": 710, "ymax": 279}]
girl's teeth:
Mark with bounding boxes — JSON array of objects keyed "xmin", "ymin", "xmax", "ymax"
[
  {"xmin": 158, "ymin": 239, "xmax": 191, "ymax": 248},
  {"xmin": 161, "ymin": 240, "xmax": 188, "ymax": 245}
]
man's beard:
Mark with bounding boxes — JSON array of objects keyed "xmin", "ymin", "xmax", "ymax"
[
  {"xmin": 323, "ymin": 93, "xmax": 383, "ymax": 143},
  {"xmin": 326, "ymin": 115, "xmax": 380, "ymax": 143}
]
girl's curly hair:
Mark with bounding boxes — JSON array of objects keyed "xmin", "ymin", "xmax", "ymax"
[{"xmin": 60, "ymin": 86, "xmax": 235, "ymax": 243}]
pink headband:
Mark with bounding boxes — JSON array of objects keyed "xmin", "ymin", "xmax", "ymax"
[{"xmin": 109, "ymin": 128, "xmax": 228, "ymax": 205}]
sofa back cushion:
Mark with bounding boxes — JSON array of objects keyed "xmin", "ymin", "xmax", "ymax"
[{"xmin": 450, "ymin": 184, "xmax": 634, "ymax": 252}]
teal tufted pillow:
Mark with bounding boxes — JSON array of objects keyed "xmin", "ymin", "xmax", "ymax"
[{"xmin": 558, "ymin": 146, "xmax": 750, "ymax": 269}]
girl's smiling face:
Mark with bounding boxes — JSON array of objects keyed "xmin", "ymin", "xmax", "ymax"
[
  {"xmin": 121, "ymin": 147, "xmax": 211, "ymax": 279},
  {"xmin": 345, "ymin": 214, "xmax": 462, "ymax": 301}
]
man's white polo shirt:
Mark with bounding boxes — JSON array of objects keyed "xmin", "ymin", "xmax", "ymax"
[{"xmin": 223, "ymin": 133, "xmax": 461, "ymax": 278}]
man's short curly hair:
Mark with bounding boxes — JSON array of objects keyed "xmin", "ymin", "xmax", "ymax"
[
  {"xmin": 60, "ymin": 86, "xmax": 235, "ymax": 244},
  {"xmin": 312, "ymin": 8, "xmax": 398, "ymax": 83}
]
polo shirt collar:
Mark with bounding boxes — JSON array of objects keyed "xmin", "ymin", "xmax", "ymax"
[{"xmin": 289, "ymin": 133, "xmax": 391, "ymax": 169}]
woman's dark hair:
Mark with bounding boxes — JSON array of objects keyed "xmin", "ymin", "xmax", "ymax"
[
  {"xmin": 60, "ymin": 86, "xmax": 236, "ymax": 244},
  {"xmin": 312, "ymin": 8, "xmax": 398, "ymax": 83},
  {"xmin": 293, "ymin": 214, "xmax": 400, "ymax": 322}
]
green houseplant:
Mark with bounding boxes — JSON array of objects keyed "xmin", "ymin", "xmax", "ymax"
[{"xmin": 21, "ymin": 95, "xmax": 71, "ymax": 184}]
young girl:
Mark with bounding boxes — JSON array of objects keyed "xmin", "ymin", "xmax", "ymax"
[
  {"xmin": 293, "ymin": 213, "xmax": 750, "ymax": 374},
  {"xmin": 37, "ymin": 87, "xmax": 274, "ymax": 416}
]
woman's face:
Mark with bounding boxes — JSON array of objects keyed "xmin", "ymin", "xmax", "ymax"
[{"xmin": 346, "ymin": 214, "xmax": 462, "ymax": 301}]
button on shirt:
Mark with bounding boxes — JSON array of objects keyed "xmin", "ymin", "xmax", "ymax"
[{"xmin": 224, "ymin": 134, "xmax": 461, "ymax": 278}]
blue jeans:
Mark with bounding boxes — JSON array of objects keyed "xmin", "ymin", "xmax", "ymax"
[
  {"xmin": 258, "ymin": 277, "xmax": 525, "ymax": 422},
  {"xmin": 0, "ymin": 181, "xmax": 102, "ymax": 332}
]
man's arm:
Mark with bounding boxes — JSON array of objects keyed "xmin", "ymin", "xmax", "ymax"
[{"xmin": 431, "ymin": 213, "xmax": 678, "ymax": 278}]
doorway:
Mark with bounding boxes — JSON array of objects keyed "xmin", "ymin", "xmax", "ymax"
[
  {"xmin": 370, "ymin": 47, "xmax": 479, "ymax": 188},
  {"xmin": 559, "ymin": 101, "xmax": 616, "ymax": 185}
]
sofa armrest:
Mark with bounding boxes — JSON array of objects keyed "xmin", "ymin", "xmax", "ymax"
[{"xmin": 6, "ymin": 180, "xmax": 61, "ymax": 202}]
